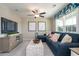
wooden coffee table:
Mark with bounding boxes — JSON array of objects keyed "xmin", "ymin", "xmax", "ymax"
[{"xmin": 26, "ymin": 40, "xmax": 44, "ymax": 56}]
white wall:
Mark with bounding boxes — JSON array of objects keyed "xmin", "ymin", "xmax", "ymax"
[
  {"xmin": 49, "ymin": 17, "xmax": 56, "ymax": 32},
  {"xmin": 0, "ymin": 4, "xmax": 22, "ymax": 34},
  {"xmin": 76, "ymin": 8, "xmax": 79, "ymax": 33}
]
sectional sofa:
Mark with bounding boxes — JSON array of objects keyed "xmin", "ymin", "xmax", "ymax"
[{"xmin": 37, "ymin": 32, "xmax": 79, "ymax": 56}]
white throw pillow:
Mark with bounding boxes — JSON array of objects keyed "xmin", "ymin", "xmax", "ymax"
[
  {"xmin": 50, "ymin": 33, "xmax": 60, "ymax": 42},
  {"xmin": 61, "ymin": 34, "xmax": 72, "ymax": 43}
]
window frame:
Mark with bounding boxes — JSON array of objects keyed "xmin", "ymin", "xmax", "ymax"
[
  {"xmin": 38, "ymin": 21, "xmax": 46, "ymax": 32},
  {"xmin": 28, "ymin": 21, "xmax": 36, "ymax": 32}
]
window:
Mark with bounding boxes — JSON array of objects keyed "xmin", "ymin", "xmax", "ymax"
[
  {"xmin": 56, "ymin": 16, "xmax": 76, "ymax": 32},
  {"xmin": 56, "ymin": 19, "xmax": 63, "ymax": 32},
  {"xmin": 38, "ymin": 22, "xmax": 46, "ymax": 31},
  {"xmin": 65, "ymin": 16, "xmax": 76, "ymax": 32},
  {"xmin": 28, "ymin": 21, "xmax": 36, "ymax": 32}
]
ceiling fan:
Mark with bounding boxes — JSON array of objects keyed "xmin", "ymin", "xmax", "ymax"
[{"xmin": 27, "ymin": 9, "xmax": 46, "ymax": 18}]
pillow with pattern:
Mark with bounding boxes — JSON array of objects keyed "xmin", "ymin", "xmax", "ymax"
[
  {"xmin": 50, "ymin": 33, "xmax": 60, "ymax": 42},
  {"xmin": 61, "ymin": 34, "xmax": 72, "ymax": 43}
]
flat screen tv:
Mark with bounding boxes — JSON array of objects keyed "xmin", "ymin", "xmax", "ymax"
[{"xmin": 1, "ymin": 17, "xmax": 18, "ymax": 34}]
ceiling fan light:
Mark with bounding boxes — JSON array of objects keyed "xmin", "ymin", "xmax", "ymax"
[{"xmin": 35, "ymin": 15, "xmax": 39, "ymax": 17}]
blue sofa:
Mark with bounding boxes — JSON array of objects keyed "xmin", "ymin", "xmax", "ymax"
[{"xmin": 37, "ymin": 32, "xmax": 79, "ymax": 56}]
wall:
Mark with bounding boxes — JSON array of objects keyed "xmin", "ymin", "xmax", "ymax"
[
  {"xmin": 49, "ymin": 17, "xmax": 56, "ymax": 32},
  {"xmin": 21, "ymin": 17, "xmax": 52, "ymax": 40},
  {"xmin": 0, "ymin": 4, "xmax": 22, "ymax": 34},
  {"xmin": 76, "ymin": 8, "xmax": 79, "ymax": 33}
]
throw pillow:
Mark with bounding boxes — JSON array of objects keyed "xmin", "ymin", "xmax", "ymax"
[
  {"xmin": 61, "ymin": 34, "xmax": 72, "ymax": 43},
  {"xmin": 48, "ymin": 33, "xmax": 53, "ymax": 38},
  {"xmin": 50, "ymin": 33, "xmax": 60, "ymax": 42}
]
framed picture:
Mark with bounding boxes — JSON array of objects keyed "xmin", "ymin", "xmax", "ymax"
[
  {"xmin": 28, "ymin": 21, "xmax": 36, "ymax": 32},
  {"xmin": 38, "ymin": 21, "xmax": 46, "ymax": 31}
]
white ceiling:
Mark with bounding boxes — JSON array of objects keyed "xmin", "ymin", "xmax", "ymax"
[{"xmin": 4, "ymin": 3, "xmax": 68, "ymax": 19}]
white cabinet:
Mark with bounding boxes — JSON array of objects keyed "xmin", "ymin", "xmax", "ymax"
[
  {"xmin": 70, "ymin": 48, "xmax": 79, "ymax": 56},
  {"xmin": 71, "ymin": 50, "xmax": 79, "ymax": 56}
]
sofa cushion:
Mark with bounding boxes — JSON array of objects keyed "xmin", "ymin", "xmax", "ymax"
[
  {"xmin": 50, "ymin": 33, "xmax": 60, "ymax": 42},
  {"xmin": 68, "ymin": 33, "xmax": 79, "ymax": 43},
  {"xmin": 61, "ymin": 34, "xmax": 72, "ymax": 43}
]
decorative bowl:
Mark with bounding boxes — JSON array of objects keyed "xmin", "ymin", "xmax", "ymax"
[{"xmin": 33, "ymin": 39, "xmax": 40, "ymax": 44}]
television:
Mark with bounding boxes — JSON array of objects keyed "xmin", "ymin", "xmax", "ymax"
[{"xmin": 1, "ymin": 17, "xmax": 18, "ymax": 34}]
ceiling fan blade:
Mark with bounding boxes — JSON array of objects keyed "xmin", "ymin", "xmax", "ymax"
[
  {"xmin": 35, "ymin": 9, "xmax": 38, "ymax": 13},
  {"xmin": 40, "ymin": 15, "xmax": 44, "ymax": 18},
  {"xmin": 32, "ymin": 10, "xmax": 36, "ymax": 13},
  {"xmin": 40, "ymin": 12, "xmax": 46, "ymax": 14}
]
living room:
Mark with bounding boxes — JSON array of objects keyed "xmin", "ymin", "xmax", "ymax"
[{"xmin": 0, "ymin": 0, "xmax": 79, "ymax": 58}]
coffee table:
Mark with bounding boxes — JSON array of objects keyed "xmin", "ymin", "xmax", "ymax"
[{"xmin": 26, "ymin": 40, "xmax": 44, "ymax": 56}]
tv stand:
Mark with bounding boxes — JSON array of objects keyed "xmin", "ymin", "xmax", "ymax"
[{"xmin": 0, "ymin": 34, "xmax": 23, "ymax": 52}]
